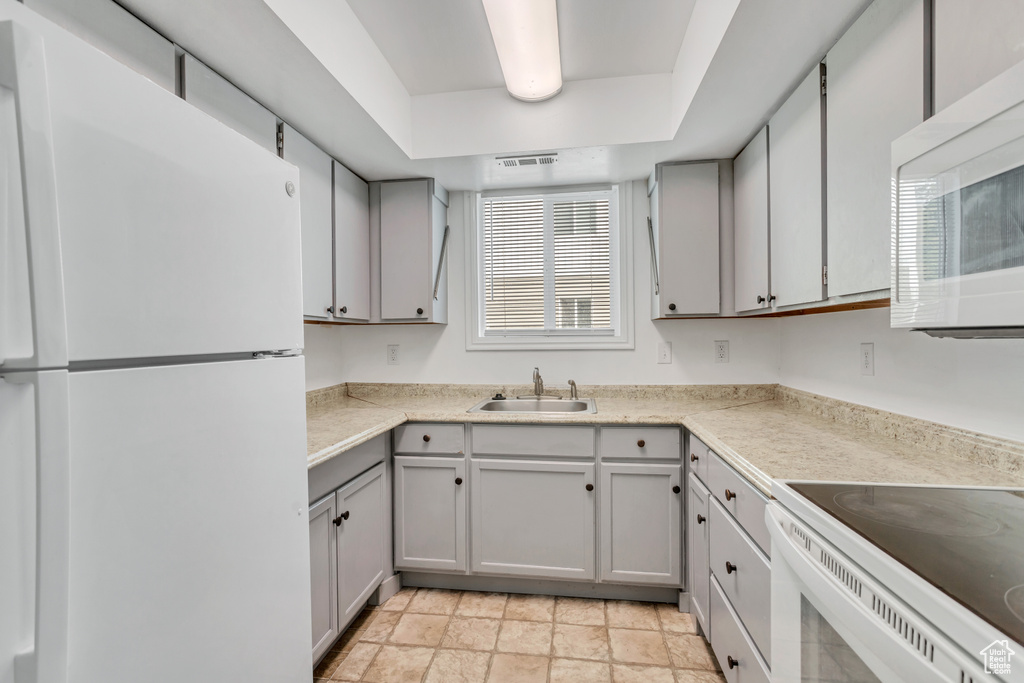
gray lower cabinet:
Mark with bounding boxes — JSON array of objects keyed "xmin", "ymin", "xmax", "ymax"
[
  {"xmin": 309, "ymin": 493, "xmax": 338, "ymax": 662},
  {"xmin": 688, "ymin": 431, "xmax": 771, "ymax": 679},
  {"xmin": 710, "ymin": 498, "xmax": 771, "ymax": 665},
  {"xmin": 688, "ymin": 472, "xmax": 711, "ymax": 634},
  {"xmin": 471, "ymin": 459, "xmax": 596, "ymax": 580},
  {"xmin": 393, "ymin": 455, "xmax": 466, "ymax": 572},
  {"xmin": 709, "ymin": 577, "xmax": 770, "ymax": 683},
  {"xmin": 599, "ymin": 462, "xmax": 681, "ymax": 585},
  {"xmin": 308, "ymin": 461, "xmax": 386, "ymax": 663},
  {"xmin": 335, "ymin": 464, "xmax": 387, "ymax": 626}
]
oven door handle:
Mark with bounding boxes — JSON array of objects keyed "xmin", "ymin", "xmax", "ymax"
[{"xmin": 767, "ymin": 504, "xmax": 988, "ymax": 683}]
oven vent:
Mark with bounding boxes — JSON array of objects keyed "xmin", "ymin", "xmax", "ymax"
[
  {"xmin": 820, "ymin": 550, "xmax": 862, "ymax": 596},
  {"xmin": 496, "ymin": 153, "xmax": 558, "ymax": 168},
  {"xmin": 793, "ymin": 525, "xmax": 812, "ymax": 550},
  {"xmin": 871, "ymin": 594, "xmax": 935, "ymax": 662}
]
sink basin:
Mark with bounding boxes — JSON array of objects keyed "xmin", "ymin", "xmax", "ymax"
[{"xmin": 468, "ymin": 397, "xmax": 597, "ymax": 414}]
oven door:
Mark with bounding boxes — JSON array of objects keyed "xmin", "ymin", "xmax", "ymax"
[{"xmin": 767, "ymin": 503, "xmax": 992, "ymax": 683}]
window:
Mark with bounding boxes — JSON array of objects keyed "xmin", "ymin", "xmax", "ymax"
[{"xmin": 467, "ymin": 185, "xmax": 633, "ymax": 350}]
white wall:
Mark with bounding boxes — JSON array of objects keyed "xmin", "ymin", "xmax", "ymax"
[
  {"xmin": 779, "ymin": 307, "xmax": 1024, "ymax": 442},
  {"xmin": 306, "ymin": 180, "xmax": 782, "ymax": 389},
  {"xmin": 303, "ymin": 324, "xmax": 347, "ymax": 391},
  {"xmin": 304, "ymin": 182, "xmax": 1024, "ymax": 446}
]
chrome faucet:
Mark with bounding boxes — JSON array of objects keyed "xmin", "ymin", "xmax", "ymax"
[
  {"xmin": 568, "ymin": 379, "xmax": 578, "ymax": 400},
  {"xmin": 533, "ymin": 367, "xmax": 544, "ymax": 396}
]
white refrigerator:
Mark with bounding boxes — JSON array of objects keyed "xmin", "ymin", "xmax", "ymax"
[{"xmin": 0, "ymin": 3, "xmax": 313, "ymax": 682}]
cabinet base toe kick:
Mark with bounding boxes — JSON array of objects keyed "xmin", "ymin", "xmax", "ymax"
[{"xmin": 399, "ymin": 571, "xmax": 685, "ymax": 605}]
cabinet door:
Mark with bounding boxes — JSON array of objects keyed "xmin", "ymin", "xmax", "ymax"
[
  {"xmin": 23, "ymin": 0, "xmax": 175, "ymax": 92},
  {"xmin": 934, "ymin": 0, "xmax": 1024, "ymax": 113},
  {"xmin": 181, "ymin": 54, "xmax": 277, "ymax": 155},
  {"xmin": 282, "ymin": 124, "xmax": 334, "ymax": 319},
  {"xmin": 393, "ymin": 456, "xmax": 466, "ymax": 572},
  {"xmin": 309, "ymin": 494, "xmax": 338, "ymax": 662},
  {"xmin": 599, "ymin": 463, "xmax": 682, "ymax": 585},
  {"xmin": 471, "ymin": 459, "xmax": 596, "ymax": 580},
  {"xmin": 770, "ymin": 65, "xmax": 825, "ymax": 308},
  {"xmin": 335, "ymin": 463, "xmax": 386, "ymax": 626},
  {"xmin": 826, "ymin": 0, "xmax": 924, "ymax": 297},
  {"xmin": 380, "ymin": 180, "xmax": 431, "ymax": 320},
  {"xmin": 688, "ymin": 473, "xmax": 711, "ymax": 634},
  {"xmin": 657, "ymin": 162, "xmax": 720, "ymax": 316},
  {"xmin": 333, "ymin": 161, "xmax": 370, "ymax": 321},
  {"xmin": 733, "ymin": 127, "xmax": 770, "ymax": 313}
]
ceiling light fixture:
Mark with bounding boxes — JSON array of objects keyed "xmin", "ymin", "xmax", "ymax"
[{"xmin": 482, "ymin": 0, "xmax": 562, "ymax": 102}]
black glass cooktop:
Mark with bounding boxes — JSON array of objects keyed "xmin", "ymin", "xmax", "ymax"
[{"xmin": 790, "ymin": 483, "xmax": 1024, "ymax": 645}]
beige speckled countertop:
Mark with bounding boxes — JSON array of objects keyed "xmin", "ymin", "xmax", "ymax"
[
  {"xmin": 306, "ymin": 385, "xmax": 406, "ymax": 469},
  {"xmin": 306, "ymin": 382, "xmax": 1024, "ymax": 496}
]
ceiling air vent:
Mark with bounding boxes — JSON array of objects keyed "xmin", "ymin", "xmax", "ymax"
[{"xmin": 497, "ymin": 153, "xmax": 558, "ymax": 168}]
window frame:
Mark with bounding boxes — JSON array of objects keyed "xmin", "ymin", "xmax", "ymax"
[{"xmin": 465, "ymin": 184, "xmax": 634, "ymax": 351}]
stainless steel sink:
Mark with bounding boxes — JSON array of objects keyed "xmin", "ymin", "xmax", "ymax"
[{"xmin": 468, "ymin": 397, "xmax": 597, "ymax": 414}]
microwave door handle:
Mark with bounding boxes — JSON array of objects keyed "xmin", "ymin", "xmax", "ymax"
[
  {"xmin": 766, "ymin": 505, "xmax": 988, "ymax": 683},
  {"xmin": 0, "ymin": 21, "xmax": 69, "ymax": 371}
]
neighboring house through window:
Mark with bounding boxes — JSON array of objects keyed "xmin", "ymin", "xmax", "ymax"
[{"xmin": 467, "ymin": 185, "xmax": 633, "ymax": 350}]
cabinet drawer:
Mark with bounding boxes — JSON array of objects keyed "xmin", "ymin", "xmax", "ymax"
[
  {"xmin": 471, "ymin": 425, "xmax": 595, "ymax": 458},
  {"xmin": 709, "ymin": 576, "xmax": 770, "ymax": 683},
  {"xmin": 308, "ymin": 434, "xmax": 387, "ymax": 504},
  {"xmin": 707, "ymin": 451, "xmax": 770, "ymax": 556},
  {"xmin": 600, "ymin": 427, "xmax": 680, "ymax": 460},
  {"xmin": 687, "ymin": 433, "xmax": 710, "ymax": 484},
  {"xmin": 710, "ymin": 498, "xmax": 771, "ymax": 665},
  {"xmin": 394, "ymin": 423, "xmax": 465, "ymax": 455}
]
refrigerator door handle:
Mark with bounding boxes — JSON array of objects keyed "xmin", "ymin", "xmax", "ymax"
[
  {"xmin": 0, "ymin": 21, "xmax": 68, "ymax": 371},
  {"xmin": 3, "ymin": 370, "xmax": 71, "ymax": 683}
]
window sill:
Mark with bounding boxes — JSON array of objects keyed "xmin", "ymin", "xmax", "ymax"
[{"xmin": 466, "ymin": 334, "xmax": 635, "ymax": 351}]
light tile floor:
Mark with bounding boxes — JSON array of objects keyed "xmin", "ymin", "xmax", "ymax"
[{"xmin": 314, "ymin": 588, "xmax": 727, "ymax": 683}]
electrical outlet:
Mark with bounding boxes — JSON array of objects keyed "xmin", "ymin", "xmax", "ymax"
[
  {"xmin": 387, "ymin": 344, "xmax": 399, "ymax": 365},
  {"xmin": 714, "ymin": 340, "xmax": 729, "ymax": 363},
  {"xmin": 657, "ymin": 342, "xmax": 672, "ymax": 364},
  {"xmin": 860, "ymin": 343, "xmax": 874, "ymax": 376}
]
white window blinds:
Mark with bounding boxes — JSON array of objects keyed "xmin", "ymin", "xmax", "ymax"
[{"xmin": 481, "ymin": 189, "xmax": 616, "ymax": 335}]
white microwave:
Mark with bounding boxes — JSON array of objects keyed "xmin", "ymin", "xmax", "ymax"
[{"xmin": 892, "ymin": 58, "xmax": 1024, "ymax": 337}]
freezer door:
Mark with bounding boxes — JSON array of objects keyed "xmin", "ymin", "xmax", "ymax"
[
  {"xmin": 1, "ymin": 4, "xmax": 303, "ymax": 363},
  {"xmin": 65, "ymin": 357, "xmax": 311, "ymax": 683}
]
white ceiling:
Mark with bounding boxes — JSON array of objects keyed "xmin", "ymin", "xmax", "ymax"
[
  {"xmin": 118, "ymin": 0, "xmax": 872, "ymax": 191},
  {"xmin": 345, "ymin": 0, "xmax": 695, "ymax": 95}
]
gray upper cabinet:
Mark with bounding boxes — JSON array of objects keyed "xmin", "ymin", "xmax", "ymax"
[
  {"xmin": 471, "ymin": 459, "xmax": 596, "ymax": 580},
  {"xmin": 599, "ymin": 462, "xmax": 681, "ymax": 586},
  {"xmin": 649, "ymin": 162, "xmax": 720, "ymax": 318},
  {"xmin": 282, "ymin": 125, "xmax": 334, "ymax": 320},
  {"xmin": 770, "ymin": 65, "xmax": 825, "ymax": 308},
  {"xmin": 374, "ymin": 179, "xmax": 449, "ymax": 323},
  {"xmin": 181, "ymin": 54, "xmax": 277, "ymax": 155},
  {"xmin": 332, "ymin": 161, "xmax": 370, "ymax": 322},
  {"xmin": 826, "ymin": 0, "xmax": 924, "ymax": 298},
  {"xmin": 934, "ymin": 0, "xmax": 1024, "ymax": 113},
  {"xmin": 393, "ymin": 456, "xmax": 466, "ymax": 572},
  {"xmin": 733, "ymin": 127, "xmax": 770, "ymax": 313},
  {"xmin": 24, "ymin": 0, "xmax": 175, "ymax": 91},
  {"xmin": 308, "ymin": 493, "xmax": 338, "ymax": 663},
  {"xmin": 334, "ymin": 463, "xmax": 386, "ymax": 626}
]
